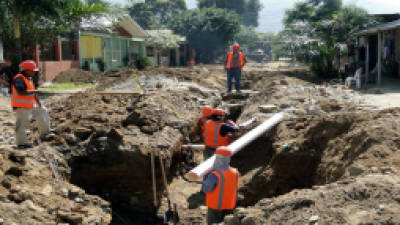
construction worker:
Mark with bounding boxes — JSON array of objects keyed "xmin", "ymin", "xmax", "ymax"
[
  {"xmin": 11, "ymin": 60, "xmax": 54, "ymax": 149},
  {"xmin": 224, "ymin": 43, "xmax": 247, "ymax": 93},
  {"xmin": 203, "ymin": 109, "xmax": 238, "ymax": 160},
  {"xmin": 198, "ymin": 106, "xmax": 213, "ymax": 141},
  {"xmin": 202, "ymin": 146, "xmax": 241, "ymax": 224}
]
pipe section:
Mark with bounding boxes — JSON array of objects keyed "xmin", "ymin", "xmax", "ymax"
[{"xmin": 186, "ymin": 112, "xmax": 285, "ymax": 181}]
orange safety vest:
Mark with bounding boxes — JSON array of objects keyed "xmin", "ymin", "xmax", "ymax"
[
  {"xmin": 11, "ymin": 74, "xmax": 36, "ymax": 108},
  {"xmin": 206, "ymin": 168, "xmax": 240, "ymax": 210},
  {"xmin": 226, "ymin": 52, "xmax": 245, "ymax": 70},
  {"xmin": 204, "ymin": 120, "xmax": 229, "ymax": 148}
]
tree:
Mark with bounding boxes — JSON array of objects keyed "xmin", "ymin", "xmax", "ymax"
[
  {"xmin": 128, "ymin": 0, "xmax": 187, "ymax": 29},
  {"xmin": 198, "ymin": 0, "xmax": 260, "ymax": 27},
  {"xmin": 243, "ymin": 0, "xmax": 261, "ymax": 27},
  {"xmin": 0, "ymin": 0, "xmax": 107, "ymax": 64},
  {"xmin": 128, "ymin": 2, "xmax": 159, "ymax": 29},
  {"xmin": 282, "ymin": 0, "xmax": 375, "ymax": 78},
  {"xmin": 169, "ymin": 8, "xmax": 240, "ymax": 62},
  {"xmin": 234, "ymin": 25, "xmax": 260, "ymax": 50}
]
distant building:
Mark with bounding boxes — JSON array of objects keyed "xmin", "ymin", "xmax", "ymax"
[
  {"xmin": 357, "ymin": 17, "xmax": 400, "ymax": 86},
  {"xmin": 30, "ymin": 14, "xmax": 148, "ymax": 82},
  {"xmin": 145, "ymin": 30, "xmax": 194, "ymax": 67}
]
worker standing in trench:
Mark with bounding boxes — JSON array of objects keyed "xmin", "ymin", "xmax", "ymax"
[
  {"xmin": 10, "ymin": 60, "xmax": 54, "ymax": 149},
  {"xmin": 224, "ymin": 43, "xmax": 247, "ymax": 93},
  {"xmin": 202, "ymin": 146, "xmax": 241, "ymax": 224},
  {"xmin": 199, "ymin": 106, "xmax": 213, "ymax": 141},
  {"xmin": 203, "ymin": 109, "xmax": 239, "ymax": 159}
]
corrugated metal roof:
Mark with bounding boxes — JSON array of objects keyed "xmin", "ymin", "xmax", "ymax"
[
  {"xmin": 359, "ymin": 19, "xmax": 400, "ymax": 35},
  {"xmin": 80, "ymin": 14, "xmax": 148, "ymax": 38},
  {"xmin": 146, "ymin": 30, "xmax": 186, "ymax": 42}
]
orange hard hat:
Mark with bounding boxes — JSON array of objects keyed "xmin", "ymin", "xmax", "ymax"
[
  {"xmin": 202, "ymin": 106, "xmax": 213, "ymax": 117},
  {"xmin": 213, "ymin": 108, "xmax": 225, "ymax": 116},
  {"xmin": 19, "ymin": 60, "xmax": 39, "ymax": 72},
  {"xmin": 232, "ymin": 43, "xmax": 240, "ymax": 51},
  {"xmin": 215, "ymin": 146, "xmax": 232, "ymax": 157}
]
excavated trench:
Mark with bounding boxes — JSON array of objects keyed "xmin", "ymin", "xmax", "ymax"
[{"xmin": 64, "ymin": 93, "xmax": 365, "ymax": 224}]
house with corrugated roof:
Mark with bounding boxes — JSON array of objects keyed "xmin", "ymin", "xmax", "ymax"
[
  {"xmin": 33, "ymin": 14, "xmax": 148, "ymax": 81},
  {"xmin": 357, "ymin": 15, "xmax": 400, "ymax": 86},
  {"xmin": 145, "ymin": 30, "xmax": 194, "ymax": 67}
]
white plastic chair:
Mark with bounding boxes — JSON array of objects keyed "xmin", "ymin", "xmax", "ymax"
[{"xmin": 345, "ymin": 68, "xmax": 362, "ymax": 89}]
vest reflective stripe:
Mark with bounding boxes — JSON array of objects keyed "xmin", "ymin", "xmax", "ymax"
[
  {"xmin": 226, "ymin": 52, "xmax": 244, "ymax": 70},
  {"xmin": 204, "ymin": 120, "xmax": 229, "ymax": 148},
  {"xmin": 206, "ymin": 168, "xmax": 240, "ymax": 210},
  {"xmin": 216, "ymin": 170, "xmax": 225, "ymax": 209},
  {"xmin": 214, "ymin": 121, "xmax": 221, "ymax": 148},
  {"xmin": 11, "ymin": 74, "xmax": 36, "ymax": 108}
]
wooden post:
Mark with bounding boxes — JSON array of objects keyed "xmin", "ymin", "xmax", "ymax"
[
  {"xmin": 55, "ymin": 37, "xmax": 62, "ymax": 61},
  {"xmin": 378, "ymin": 32, "xmax": 382, "ymax": 85},
  {"xmin": 365, "ymin": 36, "xmax": 369, "ymax": 87}
]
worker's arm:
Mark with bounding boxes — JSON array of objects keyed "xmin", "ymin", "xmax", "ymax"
[
  {"xmin": 13, "ymin": 77, "xmax": 27, "ymax": 93},
  {"xmin": 13, "ymin": 77, "xmax": 40, "ymax": 95},
  {"xmin": 201, "ymin": 173, "xmax": 218, "ymax": 193},
  {"xmin": 220, "ymin": 123, "xmax": 239, "ymax": 137},
  {"xmin": 224, "ymin": 54, "xmax": 228, "ymax": 70}
]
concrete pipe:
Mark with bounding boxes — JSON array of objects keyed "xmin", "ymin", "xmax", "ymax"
[{"xmin": 186, "ymin": 112, "xmax": 285, "ymax": 181}]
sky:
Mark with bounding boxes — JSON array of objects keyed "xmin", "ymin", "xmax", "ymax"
[{"xmin": 109, "ymin": 0, "xmax": 400, "ymax": 33}]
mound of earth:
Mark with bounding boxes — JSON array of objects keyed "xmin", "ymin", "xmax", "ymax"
[
  {"xmin": 227, "ymin": 174, "xmax": 400, "ymax": 225},
  {"xmin": 52, "ymin": 68, "xmax": 100, "ymax": 83},
  {"xmin": 46, "ymin": 88, "xmax": 221, "ymax": 212}
]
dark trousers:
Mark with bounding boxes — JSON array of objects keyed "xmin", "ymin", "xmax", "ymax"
[
  {"xmin": 203, "ymin": 147, "xmax": 215, "ymax": 160},
  {"xmin": 227, "ymin": 68, "xmax": 242, "ymax": 92},
  {"xmin": 207, "ymin": 208, "xmax": 233, "ymax": 224}
]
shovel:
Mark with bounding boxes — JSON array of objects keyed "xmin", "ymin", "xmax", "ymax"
[{"xmin": 159, "ymin": 156, "xmax": 179, "ymax": 224}]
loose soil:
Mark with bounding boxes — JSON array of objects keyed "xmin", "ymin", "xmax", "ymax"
[{"xmin": 0, "ymin": 62, "xmax": 400, "ymax": 225}]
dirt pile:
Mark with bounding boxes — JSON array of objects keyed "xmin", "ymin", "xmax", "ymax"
[
  {"xmin": 233, "ymin": 109, "xmax": 400, "ymax": 207},
  {"xmin": 46, "ymin": 87, "xmax": 220, "ymax": 216},
  {"xmin": 52, "ymin": 68, "xmax": 100, "ymax": 83},
  {"xmin": 227, "ymin": 174, "xmax": 400, "ymax": 225},
  {"xmin": 0, "ymin": 97, "xmax": 111, "ymax": 224}
]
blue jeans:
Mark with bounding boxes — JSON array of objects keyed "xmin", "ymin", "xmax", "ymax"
[{"xmin": 227, "ymin": 69, "xmax": 241, "ymax": 92}]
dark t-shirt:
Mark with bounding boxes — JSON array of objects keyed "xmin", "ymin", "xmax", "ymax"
[{"xmin": 220, "ymin": 123, "xmax": 238, "ymax": 136}]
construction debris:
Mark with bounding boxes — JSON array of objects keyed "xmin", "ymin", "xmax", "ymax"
[{"xmin": 1, "ymin": 63, "xmax": 400, "ymax": 225}]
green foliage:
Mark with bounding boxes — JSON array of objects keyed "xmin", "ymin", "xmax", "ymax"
[
  {"xmin": 128, "ymin": 2, "xmax": 159, "ymax": 29},
  {"xmin": 147, "ymin": 31, "xmax": 180, "ymax": 49},
  {"xmin": 198, "ymin": 0, "xmax": 261, "ymax": 27},
  {"xmin": 234, "ymin": 25, "xmax": 270, "ymax": 50},
  {"xmin": 39, "ymin": 83, "xmax": 96, "ymax": 92},
  {"xmin": 135, "ymin": 56, "xmax": 152, "ymax": 70},
  {"xmin": 243, "ymin": 0, "xmax": 261, "ymax": 27},
  {"xmin": 168, "ymin": 8, "xmax": 240, "ymax": 63},
  {"xmin": 0, "ymin": 0, "xmax": 108, "ymax": 61},
  {"xmin": 310, "ymin": 44, "xmax": 338, "ymax": 78},
  {"xmin": 128, "ymin": 0, "xmax": 187, "ymax": 29},
  {"xmin": 282, "ymin": 0, "xmax": 376, "ymax": 78}
]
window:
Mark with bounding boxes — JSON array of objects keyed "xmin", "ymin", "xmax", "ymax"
[
  {"xmin": 146, "ymin": 46, "xmax": 154, "ymax": 57},
  {"xmin": 61, "ymin": 38, "xmax": 76, "ymax": 60},
  {"xmin": 40, "ymin": 42, "xmax": 56, "ymax": 61},
  {"xmin": 161, "ymin": 49, "xmax": 169, "ymax": 57},
  {"xmin": 112, "ymin": 39, "xmax": 121, "ymax": 62}
]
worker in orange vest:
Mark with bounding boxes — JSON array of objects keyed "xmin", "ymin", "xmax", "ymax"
[
  {"xmin": 202, "ymin": 146, "xmax": 241, "ymax": 224},
  {"xmin": 203, "ymin": 108, "xmax": 239, "ymax": 160},
  {"xmin": 11, "ymin": 60, "xmax": 54, "ymax": 149},
  {"xmin": 198, "ymin": 106, "xmax": 213, "ymax": 141},
  {"xmin": 224, "ymin": 43, "xmax": 247, "ymax": 93}
]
